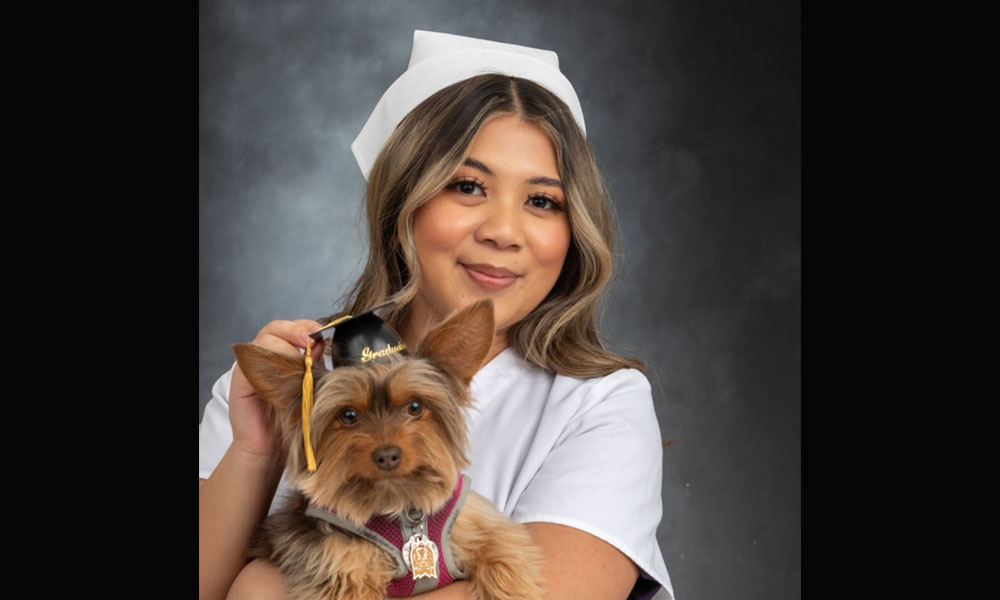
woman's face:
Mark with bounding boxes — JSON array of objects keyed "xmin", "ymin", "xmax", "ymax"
[{"xmin": 409, "ymin": 115, "xmax": 572, "ymax": 342}]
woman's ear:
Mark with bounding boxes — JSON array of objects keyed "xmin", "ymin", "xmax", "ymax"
[{"xmin": 416, "ymin": 299, "xmax": 495, "ymax": 386}]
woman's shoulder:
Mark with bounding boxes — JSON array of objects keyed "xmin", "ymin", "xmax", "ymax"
[
  {"xmin": 552, "ymin": 363, "xmax": 651, "ymax": 402},
  {"xmin": 499, "ymin": 349, "xmax": 653, "ymax": 413},
  {"xmin": 476, "ymin": 348, "xmax": 653, "ymax": 412}
]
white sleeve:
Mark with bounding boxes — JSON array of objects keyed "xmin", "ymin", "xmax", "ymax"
[
  {"xmin": 511, "ymin": 369, "xmax": 673, "ymax": 599},
  {"xmin": 198, "ymin": 362, "xmax": 300, "ymax": 515},
  {"xmin": 198, "ymin": 363, "xmax": 236, "ymax": 480}
]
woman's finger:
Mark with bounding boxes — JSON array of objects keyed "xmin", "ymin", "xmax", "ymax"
[{"xmin": 252, "ymin": 319, "xmax": 323, "ymax": 350}]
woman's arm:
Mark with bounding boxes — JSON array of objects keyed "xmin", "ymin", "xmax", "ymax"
[
  {"xmin": 199, "ymin": 445, "xmax": 284, "ymax": 600},
  {"xmin": 199, "ymin": 318, "xmax": 324, "ymax": 600},
  {"xmin": 215, "ymin": 521, "xmax": 638, "ymax": 600},
  {"xmin": 411, "ymin": 523, "xmax": 638, "ymax": 600},
  {"xmin": 525, "ymin": 522, "xmax": 639, "ymax": 600}
]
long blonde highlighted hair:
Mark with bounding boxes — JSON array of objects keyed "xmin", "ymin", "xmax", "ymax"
[{"xmin": 329, "ymin": 74, "xmax": 642, "ymax": 378}]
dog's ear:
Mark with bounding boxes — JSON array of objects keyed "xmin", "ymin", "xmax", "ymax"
[
  {"xmin": 417, "ymin": 299, "xmax": 495, "ymax": 386},
  {"xmin": 232, "ymin": 343, "xmax": 325, "ymax": 414}
]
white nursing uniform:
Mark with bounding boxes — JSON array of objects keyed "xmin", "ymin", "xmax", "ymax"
[{"xmin": 199, "ymin": 348, "xmax": 675, "ymax": 600}]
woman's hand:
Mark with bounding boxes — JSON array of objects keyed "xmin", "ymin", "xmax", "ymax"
[
  {"xmin": 202, "ymin": 318, "xmax": 324, "ymax": 600},
  {"xmin": 228, "ymin": 319, "xmax": 325, "ymax": 457}
]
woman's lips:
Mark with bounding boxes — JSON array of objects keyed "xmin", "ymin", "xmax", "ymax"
[{"xmin": 461, "ymin": 263, "xmax": 519, "ymax": 290}]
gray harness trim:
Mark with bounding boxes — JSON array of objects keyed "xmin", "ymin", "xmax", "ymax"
[
  {"xmin": 303, "ymin": 474, "xmax": 472, "ymax": 594},
  {"xmin": 440, "ymin": 474, "xmax": 471, "ymax": 580},
  {"xmin": 304, "ymin": 505, "xmax": 410, "ymax": 578}
]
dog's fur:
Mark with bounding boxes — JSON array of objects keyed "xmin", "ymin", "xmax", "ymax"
[{"xmin": 232, "ymin": 299, "xmax": 543, "ymax": 600}]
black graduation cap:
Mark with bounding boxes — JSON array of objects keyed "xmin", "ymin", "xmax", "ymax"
[
  {"xmin": 308, "ymin": 301, "xmax": 408, "ymax": 367},
  {"xmin": 300, "ymin": 302, "xmax": 407, "ymax": 473}
]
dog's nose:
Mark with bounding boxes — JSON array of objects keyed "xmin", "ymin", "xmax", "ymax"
[{"xmin": 372, "ymin": 445, "xmax": 402, "ymax": 471}]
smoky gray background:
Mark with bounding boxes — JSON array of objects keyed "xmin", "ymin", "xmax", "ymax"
[{"xmin": 199, "ymin": 1, "xmax": 800, "ymax": 599}]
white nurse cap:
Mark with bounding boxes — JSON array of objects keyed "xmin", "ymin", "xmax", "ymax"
[{"xmin": 351, "ymin": 30, "xmax": 587, "ymax": 180}]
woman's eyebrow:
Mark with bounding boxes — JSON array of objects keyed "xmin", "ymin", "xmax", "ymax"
[
  {"xmin": 463, "ymin": 157, "xmax": 494, "ymax": 176},
  {"xmin": 526, "ymin": 176, "xmax": 563, "ymax": 188},
  {"xmin": 463, "ymin": 158, "xmax": 563, "ymax": 188}
]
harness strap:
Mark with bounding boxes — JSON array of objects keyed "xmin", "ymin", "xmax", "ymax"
[
  {"xmin": 304, "ymin": 474, "xmax": 472, "ymax": 596},
  {"xmin": 304, "ymin": 504, "xmax": 411, "ymax": 578},
  {"xmin": 439, "ymin": 474, "xmax": 470, "ymax": 580}
]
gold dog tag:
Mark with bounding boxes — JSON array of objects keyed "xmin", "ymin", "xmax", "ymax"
[{"xmin": 402, "ymin": 534, "xmax": 439, "ymax": 580}]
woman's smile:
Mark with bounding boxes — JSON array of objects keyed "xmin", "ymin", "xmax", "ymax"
[{"xmin": 460, "ymin": 262, "xmax": 520, "ymax": 290}]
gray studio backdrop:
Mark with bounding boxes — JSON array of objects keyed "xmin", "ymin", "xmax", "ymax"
[{"xmin": 199, "ymin": 1, "xmax": 800, "ymax": 599}]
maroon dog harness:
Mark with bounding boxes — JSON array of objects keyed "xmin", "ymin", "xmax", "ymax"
[{"xmin": 305, "ymin": 474, "xmax": 471, "ymax": 596}]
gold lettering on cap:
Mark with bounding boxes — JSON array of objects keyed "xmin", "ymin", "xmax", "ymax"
[{"xmin": 360, "ymin": 341, "xmax": 407, "ymax": 363}]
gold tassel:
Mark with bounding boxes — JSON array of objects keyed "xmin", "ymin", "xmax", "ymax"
[
  {"xmin": 302, "ymin": 337, "xmax": 317, "ymax": 472},
  {"xmin": 300, "ymin": 315, "xmax": 350, "ymax": 473}
]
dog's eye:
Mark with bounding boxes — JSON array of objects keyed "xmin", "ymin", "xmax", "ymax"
[
  {"xmin": 339, "ymin": 408, "xmax": 359, "ymax": 425},
  {"xmin": 406, "ymin": 401, "xmax": 424, "ymax": 417}
]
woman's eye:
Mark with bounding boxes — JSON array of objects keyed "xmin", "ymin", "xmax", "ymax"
[
  {"xmin": 406, "ymin": 401, "xmax": 424, "ymax": 417},
  {"xmin": 447, "ymin": 178, "xmax": 486, "ymax": 196},
  {"xmin": 527, "ymin": 194, "xmax": 564, "ymax": 211},
  {"xmin": 339, "ymin": 408, "xmax": 359, "ymax": 425}
]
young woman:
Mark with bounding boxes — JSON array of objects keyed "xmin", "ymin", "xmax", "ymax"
[{"xmin": 199, "ymin": 31, "xmax": 674, "ymax": 600}]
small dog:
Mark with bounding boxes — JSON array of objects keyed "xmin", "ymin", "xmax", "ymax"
[{"xmin": 232, "ymin": 299, "xmax": 543, "ymax": 600}]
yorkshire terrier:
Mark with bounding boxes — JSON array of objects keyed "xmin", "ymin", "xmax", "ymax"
[{"xmin": 232, "ymin": 299, "xmax": 543, "ymax": 600}]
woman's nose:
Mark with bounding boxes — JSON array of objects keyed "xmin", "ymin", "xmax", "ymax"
[{"xmin": 474, "ymin": 197, "xmax": 523, "ymax": 250}]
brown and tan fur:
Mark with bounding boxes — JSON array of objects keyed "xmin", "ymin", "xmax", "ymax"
[{"xmin": 232, "ymin": 299, "xmax": 543, "ymax": 600}]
